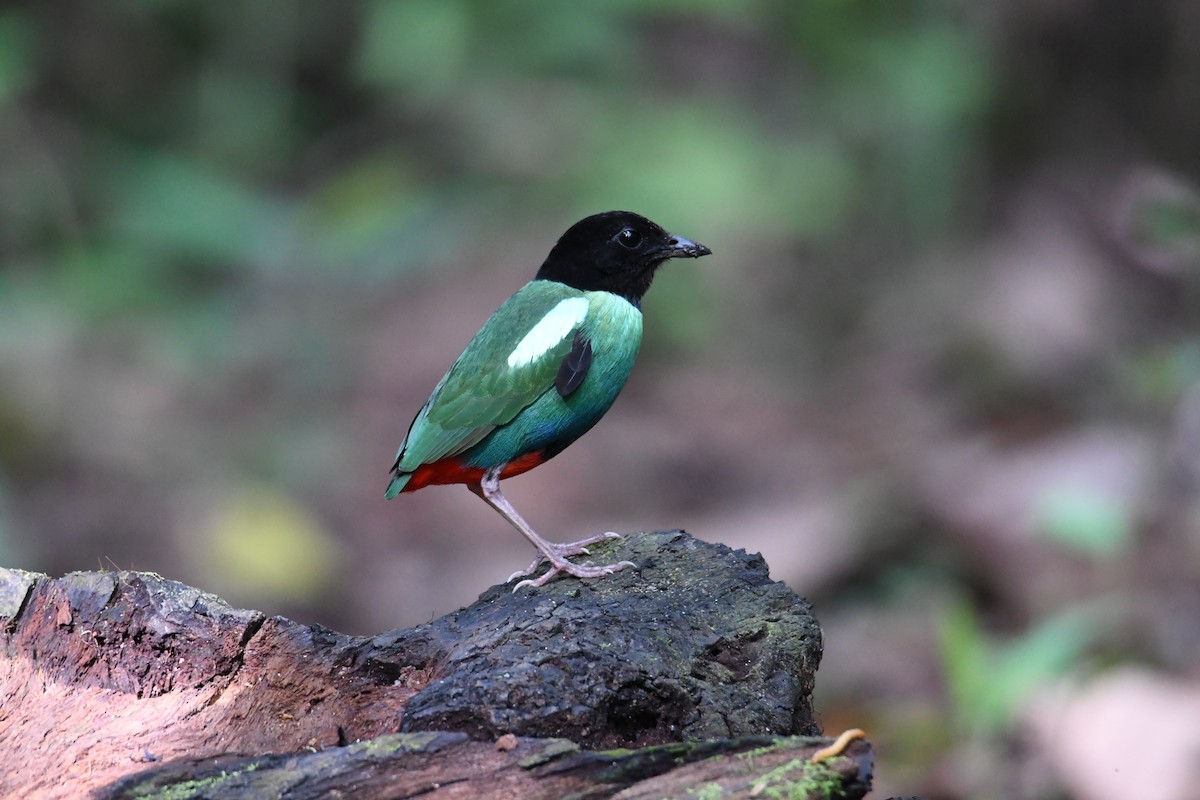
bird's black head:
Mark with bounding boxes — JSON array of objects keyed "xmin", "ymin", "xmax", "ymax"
[{"xmin": 535, "ymin": 211, "xmax": 711, "ymax": 306}]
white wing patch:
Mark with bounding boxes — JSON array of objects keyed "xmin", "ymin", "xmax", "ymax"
[{"xmin": 506, "ymin": 297, "xmax": 588, "ymax": 369}]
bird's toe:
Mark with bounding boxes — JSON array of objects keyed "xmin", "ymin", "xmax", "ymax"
[
  {"xmin": 512, "ymin": 568, "xmax": 560, "ymax": 592},
  {"xmin": 509, "ymin": 556, "xmax": 636, "ymax": 590}
]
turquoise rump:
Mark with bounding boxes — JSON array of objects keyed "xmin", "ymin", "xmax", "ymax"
[{"xmin": 386, "ymin": 211, "xmax": 711, "ymax": 589}]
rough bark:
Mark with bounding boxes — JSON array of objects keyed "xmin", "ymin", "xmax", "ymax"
[{"xmin": 0, "ymin": 530, "xmax": 865, "ymax": 799}]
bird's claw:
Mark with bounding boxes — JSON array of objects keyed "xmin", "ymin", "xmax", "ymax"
[
  {"xmin": 511, "ymin": 559, "xmax": 638, "ymax": 592},
  {"xmin": 507, "ymin": 567, "xmax": 532, "ymax": 583},
  {"xmin": 507, "ymin": 532, "xmax": 628, "ymax": 581}
]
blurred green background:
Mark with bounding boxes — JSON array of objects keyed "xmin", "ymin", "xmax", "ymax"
[{"xmin": 2, "ymin": 2, "xmax": 1199, "ymax": 798}]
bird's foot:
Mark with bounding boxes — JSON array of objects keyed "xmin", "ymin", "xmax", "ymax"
[
  {"xmin": 512, "ymin": 556, "xmax": 637, "ymax": 592},
  {"xmin": 506, "ymin": 531, "xmax": 625, "ymax": 582}
]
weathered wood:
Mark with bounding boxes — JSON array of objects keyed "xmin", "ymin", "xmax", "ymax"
[
  {"xmin": 101, "ymin": 732, "xmax": 875, "ymax": 800},
  {"xmin": 0, "ymin": 531, "xmax": 850, "ymax": 799}
]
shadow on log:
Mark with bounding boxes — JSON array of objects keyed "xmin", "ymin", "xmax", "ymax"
[{"xmin": 0, "ymin": 530, "xmax": 874, "ymax": 799}]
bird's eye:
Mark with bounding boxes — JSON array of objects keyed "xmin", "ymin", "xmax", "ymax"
[{"xmin": 616, "ymin": 228, "xmax": 642, "ymax": 249}]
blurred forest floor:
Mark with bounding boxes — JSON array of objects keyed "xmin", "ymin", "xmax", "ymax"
[{"xmin": 1, "ymin": 3, "xmax": 1199, "ymax": 799}]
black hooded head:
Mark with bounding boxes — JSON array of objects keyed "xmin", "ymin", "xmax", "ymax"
[{"xmin": 535, "ymin": 211, "xmax": 711, "ymax": 306}]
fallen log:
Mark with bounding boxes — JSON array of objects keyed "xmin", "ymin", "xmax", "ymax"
[{"xmin": 0, "ymin": 530, "xmax": 872, "ymax": 799}]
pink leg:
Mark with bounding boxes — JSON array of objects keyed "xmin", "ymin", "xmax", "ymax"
[{"xmin": 470, "ymin": 467, "xmax": 636, "ymax": 590}]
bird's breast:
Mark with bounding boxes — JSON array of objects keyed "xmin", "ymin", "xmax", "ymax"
[{"xmin": 579, "ymin": 289, "xmax": 643, "ymax": 376}]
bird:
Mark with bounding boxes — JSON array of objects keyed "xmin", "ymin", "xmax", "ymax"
[{"xmin": 386, "ymin": 211, "xmax": 712, "ymax": 589}]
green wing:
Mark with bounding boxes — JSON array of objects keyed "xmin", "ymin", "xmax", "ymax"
[{"xmin": 394, "ymin": 281, "xmax": 584, "ymax": 471}]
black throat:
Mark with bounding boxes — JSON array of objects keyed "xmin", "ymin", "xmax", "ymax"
[{"xmin": 533, "ymin": 260, "xmax": 654, "ymax": 308}]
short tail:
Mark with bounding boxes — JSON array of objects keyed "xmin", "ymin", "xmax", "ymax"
[{"xmin": 385, "ymin": 470, "xmax": 412, "ymax": 499}]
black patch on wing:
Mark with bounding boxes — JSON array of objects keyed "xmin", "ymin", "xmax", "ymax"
[{"xmin": 556, "ymin": 331, "xmax": 592, "ymax": 398}]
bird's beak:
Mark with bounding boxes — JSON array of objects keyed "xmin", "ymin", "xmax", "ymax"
[{"xmin": 662, "ymin": 234, "xmax": 712, "ymax": 259}]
